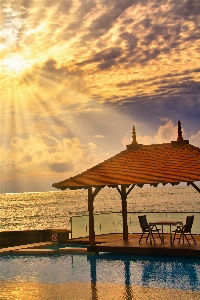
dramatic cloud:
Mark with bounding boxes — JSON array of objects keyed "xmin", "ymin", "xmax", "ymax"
[
  {"xmin": 0, "ymin": 133, "xmax": 106, "ymax": 192},
  {"xmin": 190, "ymin": 131, "xmax": 200, "ymax": 147},
  {"xmin": 1, "ymin": 0, "xmax": 200, "ymax": 192}
]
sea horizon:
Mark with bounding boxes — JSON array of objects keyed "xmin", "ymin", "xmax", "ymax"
[{"xmin": 1, "ymin": 185, "xmax": 199, "ymax": 234}]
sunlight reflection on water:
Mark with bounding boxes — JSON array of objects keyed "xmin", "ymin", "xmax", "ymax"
[
  {"xmin": 0, "ymin": 253, "xmax": 199, "ymax": 292},
  {"xmin": 0, "ymin": 186, "xmax": 199, "ymax": 231}
]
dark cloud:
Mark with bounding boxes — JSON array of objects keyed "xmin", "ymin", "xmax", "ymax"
[
  {"xmin": 22, "ymin": 58, "xmax": 83, "ymax": 88},
  {"xmin": 193, "ymin": 68, "xmax": 200, "ymax": 73},
  {"xmin": 172, "ymin": 0, "xmax": 200, "ymax": 21},
  {"xmin": 76, "ymin": 1, "xmax": 199, "ymax": 70},
  {"xmin": 67, "ymin": 21, "xmax": 81, "ymax": 30},
  {"xmin": 141, "ymin": 17, "xmax": 152, "ymax": 29},
  {"xmin": 98, "ymin": 60, "xmax": 118, "ymax": 69},
  {"xmin": 15, "ymin": 0, "xmax": 199, "ymax": 73},
  {"xmin": 130, "ymin": 48, "xmax": 163, "ymax": 65},
  {"xmin": 99, "ymin": 47, "xmax": 122, "ymax": 60},
  {"xmin": 48, "ymin": 162, "xmax": 73, "ymax": 173},
  {"xmin": 63, "ymin": 0, "xmax": 96, "ymax": 34},
  {"xmin": 123, "ymin": 18, "xmax": 134, "ymax": 25},
  {"xmin": 22, "ymin": 153, "xmax": 32, "ymax": 163},
  {"xmin": 116, "ymin": 68, "xmax": 200, "ymax": 88},
  {"xmin": 142, "ymin": 24, "xmax": 172, "ymax": 46},
  {"xmin": 155, "ymin": 80, "xmax": 200, "ymax": 97},
  {"xmin": 119, "ymin": 32, "xmax": 138, "ymax": 50},
  {"xmin": 83, "ymin": 0, "xmax": 137, "ymax": 40},
  {"xmin": 42, "ymin": 59, "xmax": 59, "ymax": 74},
  {"xmin": 21, "ymin": 0, "xmax": 34, "ymax": 9},
  {"xmin": 89, "ymin": 12, "xmax": 116, "ymax": 33},
  {"xmin": 77, "ymin": 0, "xmax": 96, "ymax": 17},
  {"xmin": 77, "ymin": 47, "xmax": 122, "ymax": 69},
  {"xmin": 102, "ymin": 57, "xmax": 200, "ymax": 130},
  {"xmin": 104, "ymin": 89, "xmax": 200, "ymax": 136},
  {"xmin": 184, "ymin": 34, "xmax": 200, "ymax": 43}
]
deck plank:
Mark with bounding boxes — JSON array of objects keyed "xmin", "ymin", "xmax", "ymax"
[{"xmin": 73, "ymin": 233, "xmax": 200, "ymax": 257}]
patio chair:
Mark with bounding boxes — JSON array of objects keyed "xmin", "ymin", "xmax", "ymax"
[
  {"xmin": 172, "ymin": 215, "xmax": 196, "ymax": 246},
  {"xmin": 138, "ymin": 215, "xmax": 162, "ymax": 244}
]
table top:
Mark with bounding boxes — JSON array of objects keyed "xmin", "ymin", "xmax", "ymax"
[{"xmin": 149, "ymin": 221, "xmax": 183, "ymax": 226}]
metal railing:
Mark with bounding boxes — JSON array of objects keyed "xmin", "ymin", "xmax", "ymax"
[{"xmin": 70, "ymin": 212, "xmax": 200, "ymax": 239}]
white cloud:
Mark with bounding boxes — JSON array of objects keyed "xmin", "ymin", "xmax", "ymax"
[
  {"xmin": 136, "ymin": 135, "xmax": 156, "ymax": 145},
  {"xmin": 189, "ymin": 131, "xmax": 200, "ymax": 147},
  {"xmin": 154, "ymin": 119, "xmax": 178, "ymax": 143},
  {"xmin": 0, "ymin": 133, "xmax": 105, "ymax": 185}
]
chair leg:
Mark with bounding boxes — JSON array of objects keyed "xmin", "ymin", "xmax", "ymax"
[
  {"xmin": 139, "ymin": 233, "xmax": 144, "ymax": 244},
  {"xmin": 178, "ymin": 233, "xmax": 182, "ymax": 244},
  {"xmin": 172, "ymin": 232, "xmax": 177, "ymax": 244},
  {"xmin": 182, "ymin": 233, "xmax": 185, "ymax": 244},
  {"xmin": 157, "ymin": 230, "xmax": 162, "ymax": 242},
  {"xmin": 152, "ymin": 234, "xmax": 156, "ymax": 244},
  {"xmin": 139, "ymin": 230, "xmax": 150, "ymax": 244},
  {"xmin": 190, "ymin": 233, "xmax": 196, "ymax": 244},
  {"xmin": 145, "ymin": 233, "xmax": 150, "ymax": 242},
  {"xmin": 172, "ymin": 231, "xmax": 184, "ymax": 245},
  {"xmin": 183, "ymin": 233, "xmax": 196, "ymax": 246},
  {"xmin": 184, "ymin": 234, "xmax": 191, "ymax": 246}
]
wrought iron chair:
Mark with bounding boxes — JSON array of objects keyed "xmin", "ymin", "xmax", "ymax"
[
  {"xmin": 172, "ymin": 215, "xmax": 196, "ymax": 246},
  {"xmin": 138, "ymin": 215, "xmax": 162, "ymax": 244}
]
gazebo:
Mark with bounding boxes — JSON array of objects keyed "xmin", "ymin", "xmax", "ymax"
[{"xmin": 52, "ymin": 121, "xmax": 200, "ymax": 247}]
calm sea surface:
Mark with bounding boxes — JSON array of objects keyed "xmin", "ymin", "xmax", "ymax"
[{"xmin": 0, "ymin": 185, "xmax": 199, "ymax": 233}]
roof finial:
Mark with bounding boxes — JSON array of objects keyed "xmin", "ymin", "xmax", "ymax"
[
  {"xmin": 132, "ymin": 125, "xmax": 138, "ymax": 144},
  {"xmin": 177, "ymin": 120, "xmax": 183, "ymax": 141}
]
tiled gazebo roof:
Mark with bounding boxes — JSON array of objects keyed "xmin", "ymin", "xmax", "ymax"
[{"xmin": 52, "ymin": 123, "xmax": 200, "ymax": 190}]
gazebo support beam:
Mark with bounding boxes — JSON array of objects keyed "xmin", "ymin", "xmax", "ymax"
[
  {"xmin": 187, "ymin": 182, "xmax": 200, "ymax": 193},
  {"xmin": 88, "ymin": 186, "xmax": 103, "ymax": 247},
  {"xmin": 116, "ymin": 184, "xmax": 135, "ymax": 240},
  {"xmin": 121, "ymin": 185, "xmax": 128, "ymax": 240}
]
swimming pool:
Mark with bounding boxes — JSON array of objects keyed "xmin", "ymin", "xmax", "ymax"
[{"xmin": 0, "ymin": 253, "xmax": 199, "ymax": 291}]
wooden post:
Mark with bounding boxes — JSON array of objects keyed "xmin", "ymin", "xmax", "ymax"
[
  {"xmin": 121, "ymin": 185, "xmax": 128, "ymax": 240},
  {"xmin": 88, "ymin": 186, "xmax": 95, "ymax": 246}
]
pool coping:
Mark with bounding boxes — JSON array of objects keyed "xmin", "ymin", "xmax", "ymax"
[{"xmin": 0, "ymin": 241, "xmax": 88, "ymax": 255}]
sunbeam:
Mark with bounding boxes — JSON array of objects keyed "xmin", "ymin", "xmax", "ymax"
[{"xmin": 1, "ymin": 0, "xmax": 200, "ymax": 193}]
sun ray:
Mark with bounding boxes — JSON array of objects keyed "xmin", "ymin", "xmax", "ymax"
[
  {"xmin": 1, "ymin": 54, "xmax": 34, "ymax": 74},
  {"xmin": 1, "ymin": 0, "xmax": 199, "ymax": 194}
]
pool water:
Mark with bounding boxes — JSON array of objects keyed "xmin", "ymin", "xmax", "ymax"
[{"xmin": 0, "ymin": 253, "xmax": 199, "ymax": 291}]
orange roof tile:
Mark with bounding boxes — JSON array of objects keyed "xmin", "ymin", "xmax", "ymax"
[{"xmin": 52, "ymin": 141, "xmax": 200, "ymax": 190}]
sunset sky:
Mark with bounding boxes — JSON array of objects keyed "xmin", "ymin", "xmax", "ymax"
[{"xmin": 1, "ymin": 0, "xmax": 200, "ymax": 193}]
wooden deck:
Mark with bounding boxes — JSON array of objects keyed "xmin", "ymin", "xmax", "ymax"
[
  {"xmin": 0, "ymin": 233, "xmax": 199, "ymax": 258},
  {"xmin": 72, "ymin": 233, "xmax": 200, "ymax": 258}
]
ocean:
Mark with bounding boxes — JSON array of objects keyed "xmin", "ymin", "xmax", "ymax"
[{"xmin": 0, "ymin": 185, "xmax": 199, "ymax": 236}]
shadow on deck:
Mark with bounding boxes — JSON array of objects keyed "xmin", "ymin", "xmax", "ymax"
[{"xmin": 72, "ymin": 233, "xmax": 200, "ymax": 258}]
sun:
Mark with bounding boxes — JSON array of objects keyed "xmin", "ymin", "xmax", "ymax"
[{"xmin": 1, "ymin": 54, "xmax": 32, "ymax": 75}]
